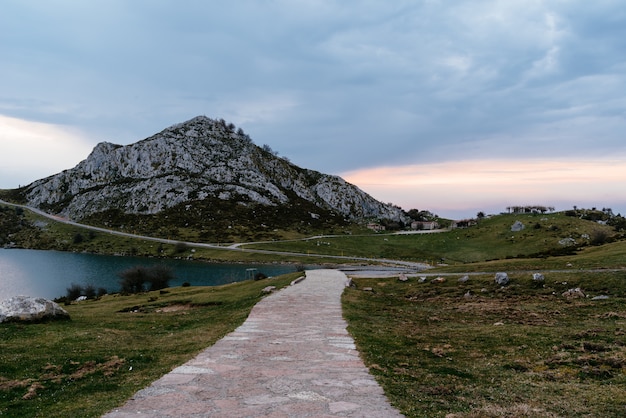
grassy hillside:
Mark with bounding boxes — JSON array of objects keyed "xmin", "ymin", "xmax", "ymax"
[
  {"xmin": 246, "ymin": 212, "xmax": 623, "ymax": 267},
  {"xmin": 0, "ymin": 204, "xmax": 354, "ymax": 264},
  {"xmin": 1, "ymin": 206, "xmax": 626, "ymax": 416},
  {"xmin": 3, "ymin": 203, "xmax": 625, "ymax": 273}
]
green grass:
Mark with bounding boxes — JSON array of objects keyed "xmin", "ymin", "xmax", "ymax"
[
  {"xmin": 0, "ymin": 273, "xmax": 301, "ymax": 417},
  {"xmin": 3, "ymin": 206, "xmax": 626, "ymax": 416},
  {"xmin": 245, "ymin": 213, "xmax": 619, "ymax": 264},
  {"xmin": 4, "ymin": 204, "xmax": 624, "ymax": 270},
  {"xmin": 343, "ymin": 271, "xmax": 626, "ymax": 417},
  {"xmin": 2, "ymin": 206, "xmax": 362, "ymax": 265},
  {"xmin": 429, "ymin": 238, "xmax": 626, "ymax": 273}
]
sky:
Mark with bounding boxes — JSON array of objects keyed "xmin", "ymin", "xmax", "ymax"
[{"xmin": 1, "ymin": 0, "xmax": 625, "ymax": 219}]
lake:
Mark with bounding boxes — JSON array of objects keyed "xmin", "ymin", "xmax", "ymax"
[{"xmin": 0, "ymin": 249, "xmax": 300, "ymax": 300}]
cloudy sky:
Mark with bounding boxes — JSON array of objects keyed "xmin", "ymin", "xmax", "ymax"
[{"xmin": 1, "ymin": 1, "xmax": 625, "ymax": 219}]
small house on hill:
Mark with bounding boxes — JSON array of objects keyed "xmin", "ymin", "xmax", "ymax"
[
  {"xmin": 451, "ymin": 219, "xmax": 477, "ymax": 229},
  {"xmin": 366, "ymin": 223, "xmax": 386, "ymax": 232},
  {"xmin": 411, "ymin": 221, "xmax": 439, "ymax": 230}
]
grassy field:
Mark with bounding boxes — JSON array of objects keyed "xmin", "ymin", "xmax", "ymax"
[
  {"xmin": 2, "ymin": 207, "xmax": 626, "ymax": 416},
  {"xmin": 244, "ymin": 212, "xmax": 619, "ymax": 265},
  {"xmin": 0, "ymin": 273, "xmax": 301, "ymax": 417},
  {"xmin": 1, "ymin": 206, "xmax": 363, "ymax": 265},
  {"xmin": 343, "ymin": 270, "xmax": 626, "ymax": 417}
]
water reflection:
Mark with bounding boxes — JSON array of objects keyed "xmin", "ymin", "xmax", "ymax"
[{"xmin": 0, "ymin": 249, "xmax": 298, "ymax": 299}]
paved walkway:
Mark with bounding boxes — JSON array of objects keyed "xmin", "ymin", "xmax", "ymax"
[{"xmin": 103, "ymin": 269, "xmax": 404, "ymax": 417}]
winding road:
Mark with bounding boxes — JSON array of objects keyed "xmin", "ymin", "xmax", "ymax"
[{"xmin": 0, "ymin": 198, "xmax": 430, "ymax": 271}]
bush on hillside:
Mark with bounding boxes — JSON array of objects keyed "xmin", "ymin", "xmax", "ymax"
[
  {"xmin": 63, "ymin": 283, "xmax": 106, "ymax": 303},
  {"xmin": 66, "ymin": 283, "xmax": 84, "ymax": 301},
  {"xmin": 119, "ymin": 265, "xmax": 174, "ymax": 294}
]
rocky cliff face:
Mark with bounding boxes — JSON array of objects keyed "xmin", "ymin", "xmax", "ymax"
[{"xmin": 22, "ymin": 116, "xmax": 406, "ymax": 224}]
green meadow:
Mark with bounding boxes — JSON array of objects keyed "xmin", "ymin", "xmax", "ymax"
[{"xmin": 1, "ymin": 208, "xmax": 625, "ymax": 416}]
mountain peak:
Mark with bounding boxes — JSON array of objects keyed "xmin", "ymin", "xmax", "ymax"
[{"xmin": 18, "ymin": 116, "xmax": 408, "ymax": 240}]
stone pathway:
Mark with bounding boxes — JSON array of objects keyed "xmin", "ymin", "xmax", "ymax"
[{"xmin": 103, "ymin": 269, "xmax": 404, "ymax": 417}]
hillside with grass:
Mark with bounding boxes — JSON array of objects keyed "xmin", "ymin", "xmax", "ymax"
[
  {"xmin": 245, "ymin": 210, "xmax": 625, "ymax": 268},
  {"xmin": 1, "ymin": 205, "xmax": 625, "ymax": 416},
  {"xmin": 0, "ymin": 116, "xmax": 407, "ymax": 243}
]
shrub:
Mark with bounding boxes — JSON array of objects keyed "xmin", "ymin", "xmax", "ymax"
[
  {"xmin": 119, "ymin": 267, "xmax": 148, "ymax": 294},
  {"xmin": 66, "ymin": 283, "xmax": 84, "ymax": 301},
  {"xmin": 589, "ymin": 229, "xmax": 610, "ymax": 245},
  {"xmin": 83, "ymin": 284, "xmax": 97, "ymax": 299},
  {"xmin": 147, "ymin": 265, "xmax": 174, "ymax": 291},
  {"xmin": 174, "ymin": 242, "xmax": 189, "ymax": 254},
  {"xmin": 118, "ymin": 265, "xmax": 174, "ymax": 294}
]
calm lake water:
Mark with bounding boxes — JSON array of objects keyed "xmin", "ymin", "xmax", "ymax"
[{"xmin": 0, "ymin": 249, "xmax": 299, "ymax": 300}]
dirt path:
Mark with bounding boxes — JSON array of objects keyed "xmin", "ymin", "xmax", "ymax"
[{"xmin": 103, "ymin": 269, "xmax": 404, "ymax": 417}]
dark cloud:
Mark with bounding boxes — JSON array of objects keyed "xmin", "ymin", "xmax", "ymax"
[{"xmin": 1, "ymin": 0, "xmax": 625, "ymax": 177}]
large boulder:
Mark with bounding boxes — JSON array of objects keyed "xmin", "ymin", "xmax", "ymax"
[{"xmin": 0, "ymin": 296, "xmax": 70, "ymax": 323}]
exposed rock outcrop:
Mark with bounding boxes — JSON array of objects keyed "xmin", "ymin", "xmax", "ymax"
[
  {"xmin": 20, "ymin": 116, "xmax": 407, "ymax": 224},
  {"xmin": 0, "ymin": 296, "xmax": 70, "ymax": 323}
]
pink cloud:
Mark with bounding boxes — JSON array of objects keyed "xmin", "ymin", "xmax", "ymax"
[{"xmin": 342, "ymin": 159, "xmax": 626, "ymax": 218}]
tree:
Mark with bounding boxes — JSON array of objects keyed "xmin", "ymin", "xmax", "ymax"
[
  {"xmin": 262, "ymin": 144, "xmax": 278, "ymax": 156},
  {"xmin": 476, "ymin": 211, "xmax": 486, "ymax": 220},
  {"xmin": 119, "ymin": 266, "xmax": 146, "ymax": 294},
  {"xmin": 119, "ymin": 265, "xmax": 174, "ymax": 294},
  {"xmin": 83, "ymin": 284, "xmax": 97, "ymax": 299},
  {"xmin": 66, "ymin": 283, "xmax": 84, "ymax": 301},
  {"xmin": 147, "ymin": 265, "xmax": 174, "ymax": 291}
]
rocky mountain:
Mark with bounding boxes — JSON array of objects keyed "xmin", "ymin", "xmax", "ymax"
[{"xmin": 16, "ymin": 116, "xmax": 406, "ymax": 239}]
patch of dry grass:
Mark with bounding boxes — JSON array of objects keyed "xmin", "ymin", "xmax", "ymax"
[{"xmin": 343, "ymin": 271, "xmax": 626, "ymax": 417}]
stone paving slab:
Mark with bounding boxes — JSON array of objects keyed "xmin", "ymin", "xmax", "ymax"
[{"xmin": 103, "ymin": 269, "xmax": 404, "ymax": 417}]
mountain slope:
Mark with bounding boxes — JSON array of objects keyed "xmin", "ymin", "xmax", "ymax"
[{"xmin": 14, "ymin": 116, "xmax": 406, "ymax": 240}]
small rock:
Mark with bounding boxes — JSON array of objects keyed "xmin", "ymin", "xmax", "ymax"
[
  {"xmin": 458, "ymin": 275, "xmax": 469, "ymax": 283},
  {"xmin": 418, "ymin": 277, "xmax": 427, "ymax": 283},
  {"xmin": 431, "ymin": 277, "xmax": 446, "ymax": 283},
  {"xmin": 511, "ymin": 221, "xmax": 525, "ymax": 232},
  {"xmin": 398, "ymin": 273, "xmax": 408, "ymax": 282},
  {"xmin": 363, "ymin": 287, "xmax": 374, "ymax": 292},
  {"xmin": 532, "ymin": 273, "xmax": 545, "ymax": 282},
  {"xmin": 291, "ymin": 276, "xmax": 305, "ymax": 286},
  {"xmin": 463, "ymin": 291, "xmax": 472, "ymax": 299},
  {"xmin": 562, "ymin": 287, "xmax": 585, "ymax": 298},
  {"xmin": 494, "ymin": 272, "xmax": 509, "ymax": 286},
  {"xmin": 262, "ymin": 286, "xmax": 276, "ymax": 294},
  {"xmin": 591, "ymin": 295, "xmax": 609, "ymax": 301},
  {"xmin": 493, "ymin": 322, "xmax": 505, "ymax": 326}
]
